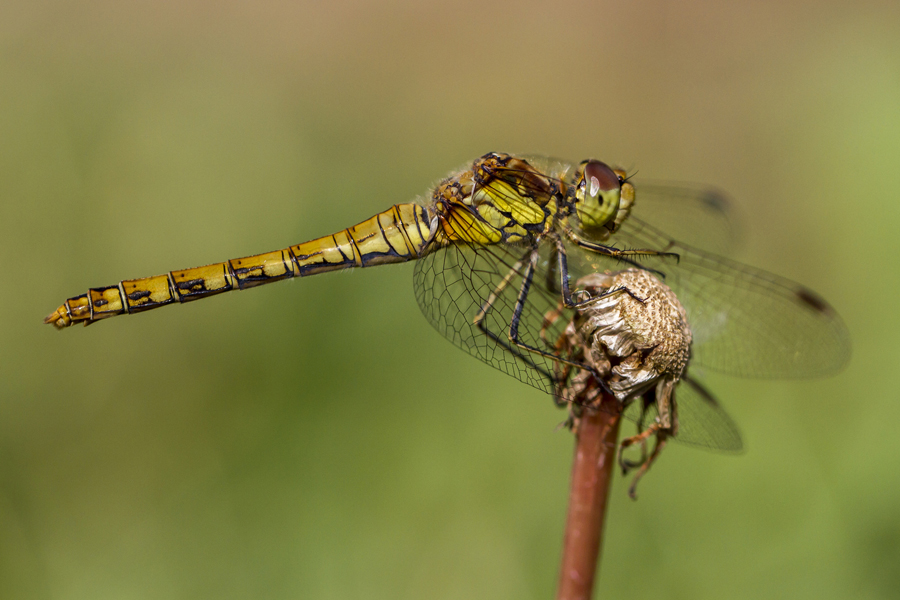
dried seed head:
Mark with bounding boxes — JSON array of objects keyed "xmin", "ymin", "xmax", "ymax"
[
  {"xmin": 573, "ymin": 268, "xmax": 692, "ymax": 404},
  {"xmin": 561, "ymin": 268, "xmax": 695, "ymax": 498}
]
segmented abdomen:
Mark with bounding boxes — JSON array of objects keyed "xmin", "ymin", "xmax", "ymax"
[{"xmin": 45, "ymin": 203, "xmax": 435, "ymax": 329}]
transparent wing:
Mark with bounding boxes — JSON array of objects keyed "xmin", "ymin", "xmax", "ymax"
[
  {"xmin": 635, "ymin": 183, "xmax": 741, "ymax": 255},
  {"xmin": 622, "ymin": 375, "xmax": 743, "ymax": 452},
  {"xmin": 413, "ymin": 154, "xmax": 846, "ymax": 454},
  {"xmin": 606, "ymin": 216, "xmax": 852, "ymax": 378},
  {"xmin": 413, "ymin": 238, "xmax": 568, "ymax": 398},
  {"xmin": 412, "ymin": 226, "xmax": 750, "ymax": 451}
]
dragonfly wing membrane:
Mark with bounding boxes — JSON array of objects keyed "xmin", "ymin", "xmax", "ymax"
[
  {"xmin": 413, "ymin": 240, "xmax": 569, "ymax": 397},
  {"xmin": 613, "ymin": 216, "xmax": 851, "ymax": 378},
  {"xmin": 634, "ymin": 182, "xmax": 741, "ymax": 255}
]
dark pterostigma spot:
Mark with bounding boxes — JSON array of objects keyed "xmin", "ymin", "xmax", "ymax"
[
  {"xmin": 702, "ymin": 190, "xmax": 729, "ymax": 211},
  {"xmin": 795, "ymin": 288, "xmax": 831, "ymax": 314}
]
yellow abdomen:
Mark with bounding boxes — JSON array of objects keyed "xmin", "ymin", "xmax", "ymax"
[{"xmin": 45, "ymin": 203, "xmax": 434, "ymax": 329}]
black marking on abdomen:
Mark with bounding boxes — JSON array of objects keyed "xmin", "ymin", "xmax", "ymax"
[
  {"xmin": 296, "ymin": 260, "xmax": 349, "ymax": 276},
  {"xmin": 293, "ymin": 250, "xmax": 324, "ymax": 261},
  {"xmin": 359, "ymin": 250, "xmax": 407, "ymax": 267},
  {"xmin": 226, "ymin": 261, "xmax": 243, "ymax": 291},
  {"xmin": 333, "ymin": 235, "xmax": 353, "ymax": 262},
  {"xmin": 177, "ymin": 278, "xmax": 207, "ymax": 292},
  {"xmin": 346, "ymin": 228, "xmax": 363, "ymax": 267}
]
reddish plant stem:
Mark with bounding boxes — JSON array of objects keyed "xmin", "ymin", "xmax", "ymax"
[{"xmin": 556, "ymin": 392, "xmax": 622, "ymax": 600}]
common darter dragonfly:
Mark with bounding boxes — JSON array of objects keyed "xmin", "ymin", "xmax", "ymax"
[{"xmin": 46, "ymin": 152, "xmax": 851, "ymax": 450}]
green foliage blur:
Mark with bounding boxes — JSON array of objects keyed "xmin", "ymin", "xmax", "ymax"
[{"xmin": 2, "ymin": 1, "xmax": 899, "ymax": 598}]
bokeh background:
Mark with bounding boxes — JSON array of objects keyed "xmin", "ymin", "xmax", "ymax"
[{"xmin": 2, "ymin": 1, "xmax": 899, "ymax": 598}]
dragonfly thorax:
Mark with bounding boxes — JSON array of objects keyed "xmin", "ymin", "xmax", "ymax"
[{"xmin": 430, "ymin": 153, "xmax": 558, "ymax": 246}]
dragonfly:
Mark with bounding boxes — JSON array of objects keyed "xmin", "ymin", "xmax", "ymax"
[{"xmin": 45, "ymin": 152, "xmax": 851, "ymax": 451}]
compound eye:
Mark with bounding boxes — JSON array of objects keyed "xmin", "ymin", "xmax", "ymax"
[{"xmin": 583, "ymin": 161, "xmax": 620, "ymax": 198}]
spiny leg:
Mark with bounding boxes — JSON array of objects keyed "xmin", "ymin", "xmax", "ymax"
[
  {"xmin": 617, "ymin": 403, "xmax": 675, "ymax": 500},
  {"xmin": 538, "ymin": 301, "xmax": 603, "ymax": 411},
  {"xmin": 471, "ymin": 252, "xmax": 558, "ymax": 383},
  {"xmin": 474, "ymin": 237, "xmax": 642, "ymax": 398},
  {"xmin": 538, "ymin": 295, "xmax": 566, "ymax": 348},
  {"xmin": 563, "ymin": 228, "xmax": 680, "ymax": 281},
  {"xmin": 471, "ymin": 245, "xmax": 599, "ymax": 392},
  {"xmin": 618, "ymin": 421, "xmax": 661, "ymax": 474},
  {"xmin": 564, "ymin": 228, "xmax": 680, "ymax": 261},
  {"xmin": 471, "ymin": 236, "xmax": 658, "ymax": 404},
  {"xmin": 618, "ymin": 397, "xmax": 656, "ymax": 470},
  {"xmin": 504, "ymin": 248, "xmax": 605, "ymax": 375},
  {"xmin": 626, "ymin": 433, "xmax": 670, "ymax": 500},
  {"xmin": 552, "ymin": 235, "xmax": 647, "ymax": 310},
  {"xmin": 496, "ymin": 246, "xmax": 619, "ymax": 401}
]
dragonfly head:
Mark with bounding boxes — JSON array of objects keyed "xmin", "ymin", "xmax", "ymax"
[{"xmin": 571, "ymin": 160, "xmax": 634, "ymax": 237}]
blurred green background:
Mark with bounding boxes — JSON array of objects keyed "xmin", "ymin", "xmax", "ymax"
[{"xmin": 2, "ymin": 1, "xmax": 899, "ymax": 598}]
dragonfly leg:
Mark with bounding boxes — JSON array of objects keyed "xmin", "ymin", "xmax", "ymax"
[
  {"xmin": 538, "ymin": 295, "xmax": 566, "ymax": 348},
  {"xmin": 538, "ymin": 300, "xmax": 586, "ymax": 408},
  {"xmin": 501, "ymin": 247, "xmax": 615, "ymax": 397},
  {"xmin": 552, "ymin": 235, "xmax": 647, "ymax": 310},
  {"xmin": 565, "ymin": 227, "xmax": 680, "ymax": 261},
  {"xmin": 563, "ymin": 227, "xmax": 679, "ymax": 280},
  {"xmin": 625, "ymin": 432, "xmax": 669, "ymax": 500},
  {"xmin": 618, "ymin": 393, "xmax": 675, "ymax": 500},
  {"xmin": 470, "ymin": 253, "xmax": 560, "ymax": 383},
  {"xmin": 618, "ymin": 421, "xmax": 658, "ymax": 472},
  {"xmin": 471, "ymin": 245, "xmax": 606, "ymax": 401}
]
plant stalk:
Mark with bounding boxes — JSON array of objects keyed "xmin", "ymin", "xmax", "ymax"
[{"xmin": 556, "ymin": 391, "xmax": 621, "ymax": 600}]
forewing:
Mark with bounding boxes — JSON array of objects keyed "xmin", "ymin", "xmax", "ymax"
[
  {"xmin": 612, "ymin": 217, "xmax": 851, "ymax": 378},
  {"xmin": 634, "ymin": 183, "xmax": 741, "ymax": 254}
]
